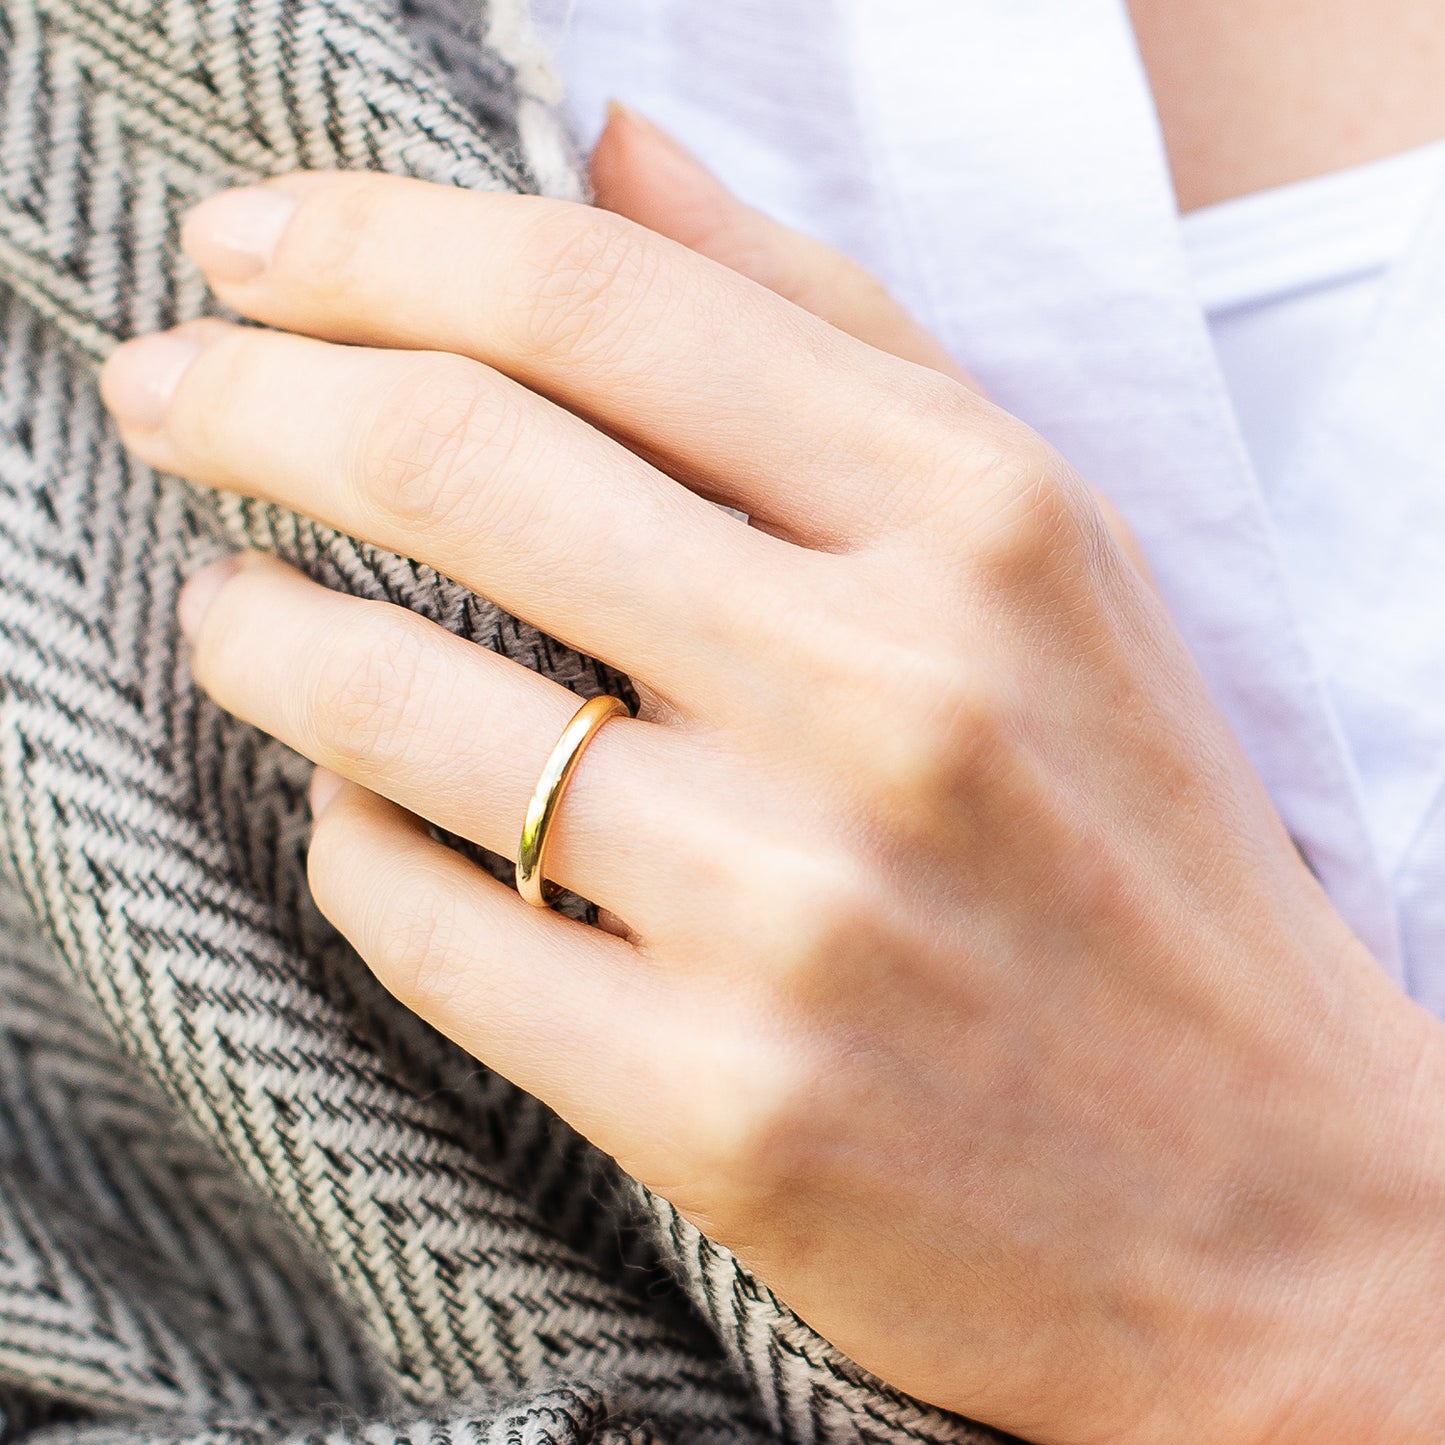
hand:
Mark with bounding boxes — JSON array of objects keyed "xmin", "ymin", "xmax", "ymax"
[
  {"xmin": 588, "ymin": 107, "xmax": 1148, "ymax": 573},
  {"xmin": 100, "ymin": 111, "xmax": 1445, "ymax": 1445}
]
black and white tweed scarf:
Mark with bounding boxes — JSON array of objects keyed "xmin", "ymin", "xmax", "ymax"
[{"xmin": 0, "ymin": 1, "xmax": 1006, "ymax": 1441}]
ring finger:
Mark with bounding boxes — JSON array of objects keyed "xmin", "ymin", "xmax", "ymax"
[{"xmin": 185, "ymin": 551, "xmax": 702, "ymax": 924}]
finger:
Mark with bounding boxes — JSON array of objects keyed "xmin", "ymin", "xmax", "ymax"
[
  {"xmin": 183, "ymin": 551, "xmax": 700, "ymax": 925},
  {"xmin": 102, "ymin": 319, "xmax": 781, "ymax": 703},
  {"xmin": 305, "ymin": 773, "xmax": 684, "ymax": 1164},
  {"xmin": 591, "ymin": 112, "xmax": 1162, "ymax": 581},
  {"xmin": 589, "ymin": 104, "xmax": 978, "ymax": 387},
  {"xmin": 179, "ymin": 170, "xmax": 998, "ymax": 549},
  {"xmin": 586, "ymin": 112, "xmax": 1164, "ymax": 580},
  {"xmin": 311, "ymin": 778, "xmax": 818, "ymax": 1210}
]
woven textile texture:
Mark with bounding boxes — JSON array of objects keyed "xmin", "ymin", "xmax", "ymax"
[{"xmin": 0, "ymin": 0, "xmax": 1005, "ymax": 1441}]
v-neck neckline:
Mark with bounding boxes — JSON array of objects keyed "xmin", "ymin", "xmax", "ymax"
[{"xmin": 1179, "ymin": 138, "xmax": 1445, "ymax": 314}]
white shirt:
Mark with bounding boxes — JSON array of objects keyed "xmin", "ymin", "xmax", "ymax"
[
  {"xmin": 1183, "ymin": 140, "xmax": 1445, "ymax": 498},
  {"xmin": 534, "ymin": 0, "xmax": 1445, "ymax": 1011},
  {"xmin": 1180, "ymin": 144, "xmax": 1445, "ymax": 941}
]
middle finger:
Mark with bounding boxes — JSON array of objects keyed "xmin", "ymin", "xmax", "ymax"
[
  {"xmin": 102, "ymin": 319, "xmax": 784, "ymax": 707},
  {"xmin": 182, "ymin": 173, "xmax": 985, "ymax": 549}
]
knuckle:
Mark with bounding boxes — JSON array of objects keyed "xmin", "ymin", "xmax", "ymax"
[
  {"xmin": 273, "ymin": 176, "xmax": 387, "ymax": 307},
  {"xmin": 889, "ymin": 355, "xmax": 977, "ymax": 422},
  {"xmin": 744, "ymin": 845, "xmax": 894, "ymax": 1001},
  {"xmin": 690, "ymin": 1031, "xmax": 832, "ymax": 1206},
  {"xmin": 367, "ymin": 878, "xmax": 465, "ymax": 1016},
  {"xmin": 305, "ymin": 805, "xmax": 356, "ymax": 921},
  {"xmin": 667, "ymin": 840, "xmax": 937, "ymax": 1225},
  {"xmin": 505, "ymin": 205, "xmax": 662, "ymax": 365},
  {"xmin": 802, "ymin": 623, "xmax": 1009, "ymax": 813},
  {"xmin": 964, "ymin": 440, "xmax": 1088, "ymax": 582},
  {"xmin": 183, "ymin": 572, "xmax": 254, "ymax": 691},
  {"xmin": 308, "ymin": 816, "xmax": 464, "ymax": 1017},
  {"xmin": 873, "ymin": 365, "xmax": 991, "ymax": 472},
  {"xmin": 171, "ymin": 327, "xmax": 263, "ymax": 459},
  {"xmin": 352, "ymin": 358, "xmax": 515, "ymax": 533},
  {"xmin": 305, "ymin": 609, "xmax": 434, "ymax": 775},
  {"xmin": 874, "ymin": 662, "xmax": 1010, "ymax": 807},
  {"xmin": 891, "ymin": 379, "xmax": 1088, "ymax": 581}
]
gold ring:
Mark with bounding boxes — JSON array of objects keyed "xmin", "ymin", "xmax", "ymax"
[{"xmin": 516, "ymin": 694, "xmax": 629, "ymax": 908}]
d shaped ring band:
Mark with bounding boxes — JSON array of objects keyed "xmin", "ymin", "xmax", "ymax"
[{"xmin": 516, "ymin": 694, "xmax": 630, "ymax": 907}]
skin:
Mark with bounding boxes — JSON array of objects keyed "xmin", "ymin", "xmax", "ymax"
[
  {"xmin": 1129, "ymin": 0, "xmax": 1445, "ymax": 209},
  {"xmin": 95, "ymin": 102, "xmax": 1445, "ymax": 1443},
  {"xmin": 99, "ymin": 0, "xmax": 1445, "ymax": 1429}
]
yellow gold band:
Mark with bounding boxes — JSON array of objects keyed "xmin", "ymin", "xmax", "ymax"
[{"xmin": 516, "ymin": 694, "xmax": 629, "ymax": 908}]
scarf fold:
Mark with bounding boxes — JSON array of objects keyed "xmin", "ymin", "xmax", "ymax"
[{"xmin": 0, "ymin": 1, "xmax": 1001, "ymax": 1440}]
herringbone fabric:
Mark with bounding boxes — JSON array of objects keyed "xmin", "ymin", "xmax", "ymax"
[{"xmin": 0, "ymin": 0, "xmax": 1001, "ymax": 1441}]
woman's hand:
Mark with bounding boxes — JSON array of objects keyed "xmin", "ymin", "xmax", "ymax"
[{"xmin": 100, "ymin": 115, "xmax": 1445, "ymax": 1445}]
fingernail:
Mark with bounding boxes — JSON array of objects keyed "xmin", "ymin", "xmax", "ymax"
[
  {"xmin": 178, "ymin": 555, "xmax": 241, "ymax": 640},
  {"xmin": 183, "ymin": 185, "xmax": 299, "ymax": 283},
  {"xmin": 309, "ymin": 767, "xmax": 345, "ymax": 820},
  {"xmin": 605, "ymin": 100, "xmax": 712, "ymax": 173},
  {"xmin": 102, "ymin": 330, "xmax": 206, "ymax": 431}
]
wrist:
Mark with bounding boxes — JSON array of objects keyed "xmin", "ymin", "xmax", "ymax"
[
  {"xmin": 1211, "ymin": 975, "xmax": 1445, "ymax": 1445},
  {"xmin": 1307, "ymin": 1002, "xmax": 1445, "ymax": 1441}
]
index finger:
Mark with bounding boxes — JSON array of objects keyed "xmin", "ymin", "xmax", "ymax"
[{"xmin": 182, "ymin": 172, "xmax": 993, "ymax": 549}]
